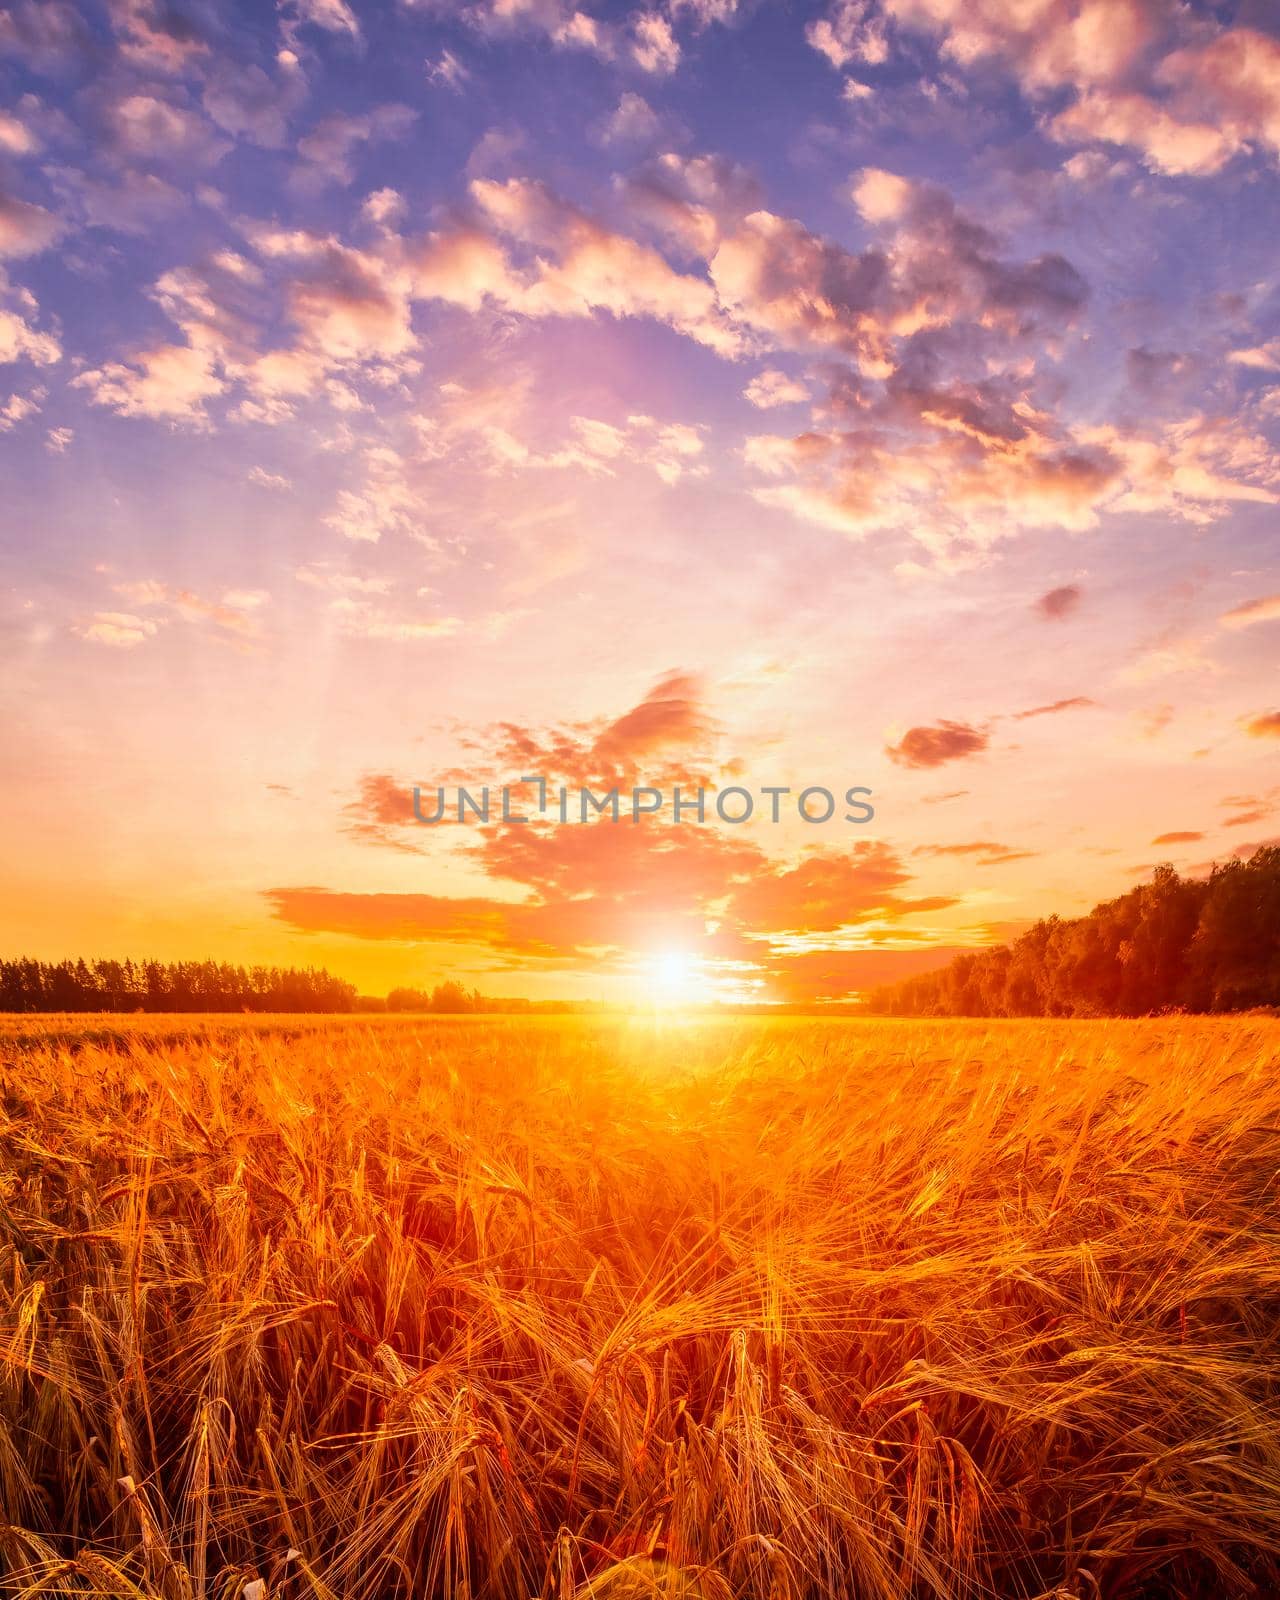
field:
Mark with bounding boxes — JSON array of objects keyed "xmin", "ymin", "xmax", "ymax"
[{"xmin": 2, "ymin": 1015, "xmax": 1279, "ymax": 1599}]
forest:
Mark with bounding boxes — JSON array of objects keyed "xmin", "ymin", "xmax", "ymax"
[
  {"xmin": 868, "ymin": 847, "xmax": 1280, "ymax": 1017},
  {"xmin": 0, "ymin": 958, "xmax": 358, "ymax": 1013}
]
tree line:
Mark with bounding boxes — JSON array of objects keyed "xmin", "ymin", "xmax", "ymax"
[
  {"xmin": 867, "ymin": 847, "xmax": 1280, "ymax": 1017},
  {"xmin": 378, "ymin": 982, "xmax": 605, "ymax": 1014},
  {"xmin": 0, "ymin": 958, "xmax": 358, "ymax": 1013}
]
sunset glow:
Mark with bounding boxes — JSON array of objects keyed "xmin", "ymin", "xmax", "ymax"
[{"xmin": 1, "ymin": 0, "xmax": 1277, "ymax": 1001}]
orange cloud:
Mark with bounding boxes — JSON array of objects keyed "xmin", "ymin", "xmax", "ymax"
[
  {"xmin": 914, "ymin": 841, "xmax": 1035, "ymax": 865},
  {"xmin": 1221, "ymin": 595, "xmax": 1280, "ymax": 630},
  {"xmin": 727, "ymin": 841, "xmax": 953, "ymax": 934},
  {"xmin": 886, "ymin": 720, "xmax": 988, "ymax": 768},
  {"xmin": 1012, "ymin": 696, "xmax": 1096, "ymax": 719}
]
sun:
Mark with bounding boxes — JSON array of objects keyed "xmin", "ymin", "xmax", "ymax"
[{"xmin": 646, "ymin": 948, "xmax": 704, "ymax": 1006}]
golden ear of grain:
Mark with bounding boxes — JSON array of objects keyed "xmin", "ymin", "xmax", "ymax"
[{"xmin": 1, "ymin": 1014, "xmax": 1279, "ymax": 1600}]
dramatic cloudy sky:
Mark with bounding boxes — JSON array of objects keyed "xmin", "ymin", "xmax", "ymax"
[{"xmin": 1, "ymin": 0, "xmax": 1277, "ymax": 1000}]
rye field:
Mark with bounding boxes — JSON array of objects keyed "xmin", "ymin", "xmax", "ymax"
[{"xmin": 1, "ymin": 1014, "xmax": 1279, "ymax": 1600}]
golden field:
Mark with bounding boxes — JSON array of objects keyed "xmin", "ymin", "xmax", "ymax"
[{"xmin": 2, "ymin": 1015, "xmax": 1279, "ymax": 1599}]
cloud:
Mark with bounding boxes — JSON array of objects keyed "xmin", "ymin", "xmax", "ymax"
[
  {"xmin": 1245, "ymin": 712, "xmax": 1280, "ymax": 740},
  {"xmin": 484, "ymin": 668, "xmax": 716, "ymax": 789},
  {"xmin": 748, "ymin": 421, "xmax": 1120, "ymax": 551},
  {"xmin": 73, "ymin": 343, "xmax": 225, "ymax": 424},
  {"xmin": 0, "ymin": 391, "xmax": 39, "ymax": 430},
  {"xmin": 632, "ymin": 12, "xmax": 680, "ymax": 73},
  {"xmin": 1081, "ymin": 416, "xmax": 1280, "ymax": 520},
  {"xmin": 727, "ymin": 840, "xmax": 945, "ymax": 935},
  {"xmin": 107, "ymin": 0, "xmax": 211, "ymax": 71},
  {"xmin": 599, "ymin": 91, "xmax": 661, "ymax": 144},
  {"xmin": 749, "ymin": 398, "xmax": 1278, "ymax": 557},
  {"xmin": 295, "ymin": 564, "xmax": 392, "ymax": 595},
  {"xmin": 248, "ymin": 465, "xmax": 292, "ymax": 491},
  {"xmin": 0, "ymin": 187, "xmax": 63, "ymax": 258},
  {"xmin": 343, "ymin": 773, "xmax": 435, "ymax": 851},
  {"xmin": 1012, "ymin": 695, "xmax": 1096, "ymax": 719},
  {"xmin": 1230, "ymin": 339, "xmax": 1280, "ymax": 374},
  {"xmin": 913, "ymin": 840, "xmax": 1035, "ymax": 865},
  {"xmin": 108, "ymin": 579, "xmax": 268, "ymax": 642},
  {"xmin": 806, "ymin": 0, "xmax": 888, "ymax": 70},
  {"xmin": 876, "ymin": 1, "xmax": 1280, "ymax": 177},
  {"xmin": 849, "ymin": 166, "xmax": 913, "ymax": 222},
  {"xmin": 282, "ymin": 243, "xmax": 416, "ymax": 360},
  {"xmin": 886, "ymin": 719, "xmax": 988, "ymax": 768},
  {"xmin": 744, "ymin": 368, "xmax": 810, "ymax": 408},
  {"xmin": 715, "ymin": 170, "xmax": 1087, "ymax": 367},
  {"xmin": 622, "ymin": 150, "xmax": 763, "ymax": 255},
  {"xmin": 325, "ymin": 444, "xmax": 427, "ymax": 543},
  {"xmin": 1048, "ymin": 89, "xmax": 1240, "ymax": 177},
  {"xmin": 0, "ymin": 286, "xmax": 60, "ymax": 365},
  {"xmin": 295, "ymin": 678, "xmax": 958, "ymax": 993},
  {"xmin": 1220, "ymin": 594, "xmax": 1280, "ymax": 631},
  {"xmin": 0, "ymin": 0, "xmax": 91, "ymax": 72},
  {"xmin": 456, "ymin": 175, "xmax": 746, "ymax": 355},
  {"xmin": 203, "ymin": 61, "xmax": 308, "ymax": 148},
  {"xmin": 1152, "ymin": 831, "xmax": 1203, "ymax": 845},
  {"xmin": 0, "ymin": 110, "xmax": 38, "ymax": 155},
  {"xmin": 265, "ymin": 887, "xmax": 512, "ymax": 944},
  {"xmin": 75, "ymin": 230, "xmax": 424, "ymax": 427},
  {"xmin": 70, "ymin": 251, "xmax": 271, "ymax": 423},
  {"xmin": 427, "ymin": 50, "xmax": 470, "ymax": 90},
  {"xmin": 104, "ymin": 92, "xmax": 230, "ymax": 168},
  {"xmin": 1225, "ymin": 811, "xmax": 1265, "ymax": 828},
  {"xmin": 47, "ymin": 165, "xmax": 187, "ymax": 235},
  {"xmin": 329, "ymin": 602, "xmax": 462, "ymax": 640},
  {"xmin": 295, "ymin": 105, "xmax": 417, "ymax": 187},
  {"xmin": 448, "ymin": 407, "xmax": 707, "ymax": 485},
  {"xmin": 1036, "ymin": 583, "xmax": 1081, "ymax": 619},
  {"xmin": 293, "ymin": 0, "xmax": 361, "ymax": 39},
  {"xmin": 73, "ymin": 611, "xmax": 162, "ymax": 648},
  {"xmin": 268, "ymin": 823, "xmax": 944, "ymax": 981},
  {"xmin": 592, "ymin": 669, "xmax": 712, "ymax": 772},
  {"xmin": 717, "ymin": 179, "xmax": 1151, "ymax": 560}
]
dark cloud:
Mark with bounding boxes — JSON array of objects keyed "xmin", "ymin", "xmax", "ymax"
[
  {"xmin": 1126, "ymin": 347, "xmax": 1190, "ymax": 393},
  {"xmin": 0, "ymin": 186, "xmax": 64, "ymax": 258},
  {"xmin": 1035, "ymin": 583, "xmax": 1082, "ymax": 619},
  {"xmin": 0, "ymin": 0, "xmax": 94, "ymax": 72}
]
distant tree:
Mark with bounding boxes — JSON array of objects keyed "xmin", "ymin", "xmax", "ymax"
[{"xmin": 387, "ymin": 981, "xmax": 478, "ymax": 1013}]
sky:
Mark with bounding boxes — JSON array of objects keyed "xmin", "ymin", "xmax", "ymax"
[{"xmin": 0, "ymin": 0, "xmax": 1278, "ymax": 1003}]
